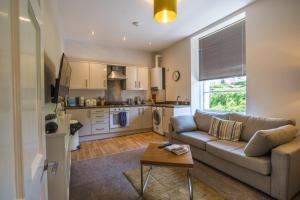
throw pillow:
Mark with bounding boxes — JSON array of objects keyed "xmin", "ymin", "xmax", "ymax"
[
  {"xmin": 170, "ymin": 116, "xmax": 198, "ymax": 133},
  {"xmin": 209, "ymin": 117, "xmax": 243, "ymax": 141},
  {"xmin": 194, "ymin": 110, "xmax": 228, "ymax": 132},
  {"xmin": 244, "ymin": 125, "xmax": 298, "ymax": 157}
]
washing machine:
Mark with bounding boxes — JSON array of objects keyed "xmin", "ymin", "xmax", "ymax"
[{"xmin": 152, "ymin": 107, "xmax": 164, "ymax": 135}]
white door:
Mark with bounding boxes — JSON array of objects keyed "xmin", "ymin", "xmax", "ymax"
[
  {"xmin": 69, "ymin": 61, "xmax": 90, "ymax": 89},
  {"xmin": 89, "ymin": 63, "xmax": 107, "ymax": 89},
  {"xmin": 0, "ymin": 0, "xmax": 18, "ymax": 199},
  {"xmin": 137, "ymin": 68, "xmax": 149, "ymax": 90},
  {"xmin": 126, "ymin": 66, "xmax": 138, "ymax": 90},
  {"xmin": 19, "ymin": 0, "xmax": 47, "ymax": 199}
]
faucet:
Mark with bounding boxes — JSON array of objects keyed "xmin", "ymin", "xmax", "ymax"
[{"xmin": 176, "ymin": 96, "xmax": 180, "ymax": 105}]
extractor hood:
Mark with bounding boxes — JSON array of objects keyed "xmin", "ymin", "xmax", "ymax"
[{"xmin": 107, "ymin": 66, "xmax": 127, "ymax": 80}]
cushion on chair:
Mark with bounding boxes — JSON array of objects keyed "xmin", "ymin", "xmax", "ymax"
[
  {"xmin": 207, "ymin": 140, "xmax": 271, "ymax": 175},
  {"xmin": 194, "ymin": 110, "xmax": 229, "ymax": 132},
  {"xmin": 229, "ymin": 113, "xmax": 296, "ymax": 142},
  {"xmin": 244, "ymin": 125, "xmax": 298, "ymax": 157},
  {"xmin": 170, "ymin": 115, "xmax": 198, "ymax": 133},
  {"xmin": 172, "ymin": 131, "xmax": 218, "ymax": 150}
]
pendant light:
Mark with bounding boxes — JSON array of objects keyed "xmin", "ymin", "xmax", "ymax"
[{"xmin": 154, "ymin": 0, "xmax": 177, "ymax": 24}]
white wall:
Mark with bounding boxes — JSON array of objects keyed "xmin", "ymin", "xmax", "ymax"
[
  {"xmin": 64, "ymin": 39, "xmax": 152, "ymax": 68},
  {"xmin": 43, "ymin": 0, "xmax": 63, "ymax": 76},
  {"xmin": 245, "ymin": 0, "xmax": 300, "ymax": 124},
  {"xmin": 161, "ymin": 0, "xmax": 300, "ymax": 124}
]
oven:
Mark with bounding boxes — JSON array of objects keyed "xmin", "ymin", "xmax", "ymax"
[{"xmin": 110, "ymin": 107, "xmax": 130, "ymax": 129}]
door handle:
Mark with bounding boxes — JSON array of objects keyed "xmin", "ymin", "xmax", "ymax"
[{"xmin": 41, "ymin": 160, "xmax": 59, "ymax": 182}]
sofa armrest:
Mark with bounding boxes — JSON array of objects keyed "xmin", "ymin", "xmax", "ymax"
[
  {"xmin": 271, "ymin": 136, "xmax": 300, "ymax": 200},
  {"xmin": 170, "ymin": 115, "xmax": 197, "ymax": 133}
]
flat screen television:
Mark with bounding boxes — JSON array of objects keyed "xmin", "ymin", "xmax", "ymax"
[{"xmin": 52, "ymin": 53, "xmax": 72, "ymax": 103}]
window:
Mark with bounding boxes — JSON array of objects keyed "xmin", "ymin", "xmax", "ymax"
[
  {"xmin": 198, "ymin": 19, "xmax": 246, "ymax": 112},
  {"xmin": 202, "ymin": 76, "xmax": 246, "ymax": 112}
]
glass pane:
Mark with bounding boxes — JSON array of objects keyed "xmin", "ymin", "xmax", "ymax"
[{"xmin": 202, "ymin": 76, "xmax": 246, "ymax": 112}]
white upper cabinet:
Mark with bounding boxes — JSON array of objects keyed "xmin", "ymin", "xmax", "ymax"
[
  {"xmin": 126, "ymin": 66, "xmax": 138, "ymax": 90},
  {"xmin": 126, "ymin": 66, "xmax": 149, "ymax": 90},
  {"xmin": 89, "ymin": 63, "xmax": 107, "ymax": 89},
  {"xmin": 69, "ymin": 61, "xmax": 107, "ymax": 90},
  {"xmin": 70, "ymin": 61, "xmax": 90, "ymax": 89}
]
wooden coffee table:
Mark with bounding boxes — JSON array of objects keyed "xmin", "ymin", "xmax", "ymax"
[{"xmin": 140, "ymin": 143, "xmax": 194, "ymax": 200}]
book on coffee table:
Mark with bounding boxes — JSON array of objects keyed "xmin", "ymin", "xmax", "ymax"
[{"xmin": 164, "ymin": 144, "xmax": 190, "ymax": 155}]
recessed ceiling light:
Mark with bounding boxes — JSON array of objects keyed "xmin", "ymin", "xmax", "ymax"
[
  {"xmin": 122, "ymin": 36, "xmax": 126, "ymax": 41},
  {"xmin": 91, "ymin": 31, "xmax": 95, "ymax": 36},
  {"xmin": 132, "ymin": 21, "xmax": 143, "ymax": 27},
  {"xmin": 148, "ymin": 42, "xmax": 152, "ymax": 46}
]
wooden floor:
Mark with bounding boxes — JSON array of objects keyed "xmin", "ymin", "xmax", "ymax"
[{"xmin": 71, "ymin": 132, "xmax": 167, "ymax": 161}]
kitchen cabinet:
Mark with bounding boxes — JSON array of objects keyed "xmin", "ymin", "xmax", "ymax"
[
  {"xmin": 162, "ymin": 107, "xmax": 191, "ymax": 134},
  {"xmin": 66, "ymin": 109, "xmax": 92, "ymax": 136},
  {"xmin": 89, "ymin": 63, "xmax": 107, "ymax": 89},
  {"xmin": 129, "ymin": 106, "xmax": 152, "ymax": 130},
  {"xmin": 69, "ymin": 61, "xmax": 90, "ymax": 89},
  {"xmin": 126, "ymin": 67, "xmax": 149, "ymax": 90},
  {"xmin": 69, "ymin": 61, "xmax": 107, "ymax": 90}
]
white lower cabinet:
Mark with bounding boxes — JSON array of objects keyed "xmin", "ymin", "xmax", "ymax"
[
  {"xmin": 129, "ymin": 106, "xmax": 153, "ymax": 130},
  {"xmin": 66, "ymin": 109, "xmax": 91, "ymax": 136}
]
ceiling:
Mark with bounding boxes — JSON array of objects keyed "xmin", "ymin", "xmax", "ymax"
[{"xmin": 56, "ymin": 0, "xmax": 255, "ymax": 52}]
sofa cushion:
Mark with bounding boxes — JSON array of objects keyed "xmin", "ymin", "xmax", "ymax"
[
  {"xmin": 170, "ymin": 115, "xmax": 198, "ymax": 133},
  {"xmin": 172, "ymin": 131, "xmax": 218, "ymax": 150},
  {"xmin": 209, "ymin": 117, "xmax": 243, "ymax": 141},
  {"xmin": 244, "ymin": 125, "xmax": 298, "ymax": 157},
  {"xmin": 207, "ymin": 140, "xmax": 271, "ymax": 175},
  {"xmin": 229, "ymin": 113, "xmax": 295, "ymax": 142},
  {"xmin": 194, "ymin": 110, "xmax": 229, "ymax": 132}
]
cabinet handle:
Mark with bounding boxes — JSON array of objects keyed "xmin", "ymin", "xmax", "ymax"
[
  {"xmin": 86, "ymin": 79, "xmax": 88, "ymax": 88},
  {"xmin": 95, "ymin": 128, "xmax": 104, "ymax": 131},
  {"xmin": 162, "ymin": 108, "xmax": 165, "ymax": 116},
  {"xmin": 139, "ymin": 81, "xmax": 141, "ymax": 88},
  {"xmin": 135, "ymin": 81, "xmax": 137, "ymax": 88},
  {"xmin": 103, "ymin": 80, "xmax": 106, "ymax": 88},
  {"xmin": 95, "ymin": 121, "xmax": 104, "ymax": 123}
]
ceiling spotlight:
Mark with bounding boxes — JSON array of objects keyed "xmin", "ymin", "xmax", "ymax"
[
  {"xmin": 148, "ymin": 42, "xmax": 152, "ymax": 46},
  {"xmin": 154, "ymin": 0, "xmax": 177, "ymax": 23},
  {"xmin": 91, "ymin": 31, "xmax": 95, "ymax": 36},
  {"xmin": 122, "ymin": 36, "xmax": 126, "ymax": 41},
  {"xmin": 132, "ymin": 21, "xmax": 143, "ymax": 27}
]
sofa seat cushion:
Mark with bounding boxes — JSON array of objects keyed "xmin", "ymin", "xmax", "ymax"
[
  {"xmin": 172, "ymin": 131, "xmax": 218, "ymax": 150},
  {"xmin": 207, "ymin": 140, "xmax": 271, "ymax": 175}
]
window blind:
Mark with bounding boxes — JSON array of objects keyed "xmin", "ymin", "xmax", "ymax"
[{"xmin": 199, "ymin": 20, "xmax": 245, "ymax": 81}]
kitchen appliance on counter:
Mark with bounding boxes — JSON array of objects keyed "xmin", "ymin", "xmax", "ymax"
[
  {"xmin": 110, "ymin": 107, "xmax": 130, "ymax": 129},
  {"xmin": 85, "ymin": 98, "xmax": 97, "ymax": 107}
]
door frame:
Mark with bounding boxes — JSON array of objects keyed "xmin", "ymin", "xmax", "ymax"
[{"xmin": 10, "ymin": 0, "xmax": 46, "ymax": 199}]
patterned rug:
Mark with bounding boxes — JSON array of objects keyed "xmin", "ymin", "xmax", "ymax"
[{"xmin": 124, "ymin": 166, "xmax": 224, "ymax": 200}]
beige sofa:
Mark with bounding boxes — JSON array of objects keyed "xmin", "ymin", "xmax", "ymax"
[{"xmin": 169, "ymin": 111, "xmax": 300, "ymax": 200}]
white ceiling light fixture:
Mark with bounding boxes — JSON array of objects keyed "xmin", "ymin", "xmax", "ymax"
[
  {"xmin": 91, "ymin": 31, "xmax": 95, "ymax": 36},
  {"xmin": 122, "ymin": 36, "xmax": 127, "ymax": 41}
]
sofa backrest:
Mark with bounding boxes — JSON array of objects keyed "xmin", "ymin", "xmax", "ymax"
[
  {"xmin": 228, "ymin": 113, "xmax": 296, "ymax": 142},
  {"xmin": 194, "ymin": 110, "xmax": 229, "ymax": 132}
]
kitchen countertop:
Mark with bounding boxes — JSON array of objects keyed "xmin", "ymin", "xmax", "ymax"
[{"xmin": 65, "ymin": 103, "xmax": 190, "ymax": 110}]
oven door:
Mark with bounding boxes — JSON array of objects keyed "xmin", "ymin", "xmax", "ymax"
[{"xmin": 110, "ymin": 111, "xmax": 130, "ymax": 129}]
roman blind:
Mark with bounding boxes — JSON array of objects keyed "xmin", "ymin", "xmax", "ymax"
[{"xmin": 199, "ymin": 20, "xmax": 245, "ymax": 81}]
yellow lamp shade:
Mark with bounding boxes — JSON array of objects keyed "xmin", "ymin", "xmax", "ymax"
[{"xmin": 154, "ymin": 0, "xmax": 177, "ymax": 23}]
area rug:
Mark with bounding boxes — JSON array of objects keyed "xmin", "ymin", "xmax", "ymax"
[{"xmin": 124, "ymin": 166, "xmax": 224, "ymax": 200}]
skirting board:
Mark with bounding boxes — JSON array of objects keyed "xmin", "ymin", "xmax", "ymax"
[{"xmin": 79, "ymin": 128, "xmax": 153, "ymax": 142}]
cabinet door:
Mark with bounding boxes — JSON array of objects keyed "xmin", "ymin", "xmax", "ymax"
[
  {"xmin": 126, "ymin": 67, "xmax": 138, "ymax": 90},
  {"xmin": 89, "ymin": 63, "xmax": 107, "ymax": 89},
  {"xmin": 69, "ymin": 61, "xmax": 90, "ymax": 89},
  {"xmin": 129, "ymin": 107, "xmax": 140, "ymax": 130},
  {"xmin": 141, "ymin": 106, "xmax": 153, "ymax": 129},
  {"xmin": 162, "ymin": 107, "xmax": 173, "ymax": 134},
  {"xmin": 66, "ymin": 109, "xmax": 91, "ymax": 136},
  {"xmin": 137, "ymin": 68, "xmax": 149, "ymax": 90}
]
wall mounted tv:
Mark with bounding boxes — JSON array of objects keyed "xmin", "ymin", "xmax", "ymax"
[{"xmin": 52, "ymin": 53, "xmax": 72, "ymax": 103}]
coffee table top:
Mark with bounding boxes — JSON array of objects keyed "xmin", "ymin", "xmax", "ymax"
[{"xmin": 140, "ymin": 143, "xmax": 194, "ymax": 168}]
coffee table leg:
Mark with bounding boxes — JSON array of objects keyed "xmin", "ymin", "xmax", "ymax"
[
  {"xmin": 187, "ymin": 169, "xmax": 193, "ymax": 200},
  {"xmin": 140, "ymin": 164, "xmax": 143, "ymax": 197}
]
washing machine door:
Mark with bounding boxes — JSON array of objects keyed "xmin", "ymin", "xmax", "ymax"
[{"xmin": 153, "ymin": 109, "xmax": 161, "ymax": 126}]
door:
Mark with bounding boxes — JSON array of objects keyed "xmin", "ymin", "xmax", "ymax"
[
  {"xmin": 162, "ymin": 107, "xmax": 173, "ymax": 134},
  {"xmin": 0, "ymin": 0, "xmax": 18, "ymax": 199},
  {"xmin": 126, "ymin": 66, "xmax": 138, "ymax": 90},
  {"xmin": 66, "ymin": 109, "xmax": 92, "ymax": 136},
  {"xmin": 137, "ymin": 68, "xmax": 149, "ymax": 90},
  {"xmin": 141, "ymin": 106, "xmax": 153, "ymax": 129},
  {"xmin": 69, "ymin": 61, "xmax": 89, "ymax": 89},
  {"xmin": 89, "ymin": 63, "xmax": 107, "ymax": 89},
  {"xmin": 19, "ymin": 0, "xmax": 47, "ymax": 199}
]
